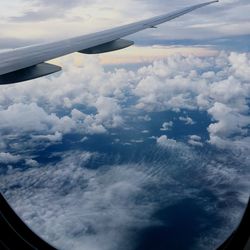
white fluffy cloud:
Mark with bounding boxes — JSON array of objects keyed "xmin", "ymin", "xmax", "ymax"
[
  {"xmin": 160, "ymin": 121, "xmax": 173, "ymax": 131},
  {"xmin": 0, "ymin": 152, "xmax": 21, "ymax": 164},
  {"xmin": 179, "ymin": 116, "xmax": 195, "ymax": 125},
  {"xmin": 157, "ymin": 135, "xmax": 177, "ymax": 148},
  {"xmin": 25, "ymin": 158, "xmax": 39, "ymax": 167},
  {"xmin": 208, "ymin": 102, "xmax": 250, "ymax": 138},
  {"xmin": 0, "ymin": 51, "xmax": 249, "ymax": 153},
  {"xmin": 207, "ymin": 102, "xmax": 250, "ymax": 152},
  {"xmin": 188, "ymin": 135, "xmax": 203, "ymax": 147},
  {"xmin": 0, "ymin": 103, "xmax": 75, "ymax": 134}
]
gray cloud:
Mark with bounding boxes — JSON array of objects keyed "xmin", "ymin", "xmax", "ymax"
[
  {"xmin": 2, "ymin": 0, "xmax": 249, "ymax": 43},
  {"xmin": 0, "ymin": 152, "xmax": 21, "ymax": 164},
  {"xmin": 9, "ymin": 0, "xmax": 95, "ymax": 22}
]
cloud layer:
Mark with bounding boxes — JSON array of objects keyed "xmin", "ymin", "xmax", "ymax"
[
  {"xmin": 1, "ymin": 146, "xmax": 249, "ymax": 250},
  {"xmin": 0, "ymin": 50, "xmax": 249, "ymax": 250},
  {"xmin": 0, "ymin": 52, "xmax": 249, "ymax": 153}
]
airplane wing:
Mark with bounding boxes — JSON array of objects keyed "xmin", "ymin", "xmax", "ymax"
[{"xmin": 0, "ymin": 1, "xmax": 218, "ymax": 84}]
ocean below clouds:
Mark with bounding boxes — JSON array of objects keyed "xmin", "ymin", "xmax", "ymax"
[{"xmin": 0, "ymin": 52, "xmax": 250, "ymax": 250}]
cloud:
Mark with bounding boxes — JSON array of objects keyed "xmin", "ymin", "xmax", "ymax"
[
  {"xmin": 0, "ymin": 152, "xmax": 21, "ymax": 164},
  {"xmin": 156, "ymin": 135, "xmax": 177, "ymax": 148},
  {"xmin": 207, "ymin": 102, "xmax": 250, "ymax": 152},
  {"xmin": 0, "ymin": 103, "xmax": 76, "ymax": 135},
  {"xmin": 0, "ymin": 152, "xmax": 160, "ymax": 250},
  {"xmin": 0, "ymin": 64, "xmax": 125, "ymax": 141},
  {"xmin": 189, "ymin": 135, "xmax": 201, "ymax": 141},
  {"xmin": 188, "ymin": 135, "xmax": 203, "ymax": 147},
  {"xmin": 130, "ymin": 139, "xmax": 144, "ymax": 144},
  {"xmin": 179, "ymin": 116, "xmax": 195, "ymax": 125},
  {"xmin": 133, "ymin": 54, "xmax": 213, "ymax": 111},
  {"xmin": 0, "ymin": 8, "xmax": 249, "ymax": 248},
  {"xmin": 228, "ymin": 52, "xmax": 250, "ymax": 81},
  {"xmin": 94, "ymin": 96, "xmax": 123, "ymax": 128},
  {"xmin": 32, "ymin": 131, "xmax": 63, "ymax": 142},
  {"xmin": 70, "ymin": 97, "xmax": 123, "ymax": 135},
  {"xmin": 1, "ymin": 144, "xmax": 249, "ymax": 250},
  {"xmin": 0, "ymin": 0, "xmax": 249, "ymax": 48},
  {"xmin": 138, "ymin": 115, "xmax": 151, "ymax": 122},
  {"xmin": 0, "ymin": 51, "xmax": 249, "ymax": 152},
  {"xmin": 8, "ymin": 0, "xmax": 92, "ymax": 22},
  {"xmin": 25, "ymin": 158, "xmax": 39, "ymax": 167},
  {"xmin": 160, "ymin": 121, "xmax": 173, "ymax": 131},
  {"xmin": 208, "ymin": 102, "xmax": 250, "ymax": 138}
]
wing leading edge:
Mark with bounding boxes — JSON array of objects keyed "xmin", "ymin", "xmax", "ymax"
[{"xmin": 0, "ymin": 1, "xmax": 218, "ymax": 84}]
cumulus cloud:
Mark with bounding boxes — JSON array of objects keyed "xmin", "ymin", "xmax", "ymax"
[
  {"xmin": 179, "ymin": 116, "xmax": 195, "ymax": 125},
  {"xmin": 188, "ymin": 135, "xmax": 203, "ymax": 147},
  {"xmin": 156, "ymin": 135, "xmax": 177, "ymax": 148},
  {"xmin": 94, "ymin": 96, "xmax": 123, "ymax": 128},
  {"xmin": 160, "ymin": 121, "xmax": 173, "ymax": 131},
  {"xmin": 25, "ymin": 158, "xmax": 39, "ymax": 167},
  {"xmin": 207, "ymin": 102, "xmax": 250, "ymax": 152},
  {"xmin": 0, "ymin": 103, "xmax": 75, "ymax": 134},
  {"xmin": 228, "ymin": 52, "xmax": 250, "ymax": 81},
  {"xmin": 0, "ymin": 52, "xmax": 249, "ymax": 152},
  {"xmin": 0, "ymin": 65, "xmax": 125, "ymax": 143},
  {"xmin": 208, "ymin": 102, "xmax": 250, "ymax": 138},
  {"xmin": 0, "ymin": 152, "xmax": 21, "ymax": 164}
]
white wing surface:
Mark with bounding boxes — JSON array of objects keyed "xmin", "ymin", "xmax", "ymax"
[{"xmin": 0, "ymin": 1, "xmax": 218, "ymax": 84}]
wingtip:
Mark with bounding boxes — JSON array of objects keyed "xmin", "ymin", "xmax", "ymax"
[
  {"xmin": 207, "ymin": 0, "xmax": 219, "ymax": 5},
  {"xmin": 207, "ymin": 0, "xmax": 219, "ymax": 3},
  {"xmin": 202, "ymin": 0, "xmax": 219, "ymax": 6}
]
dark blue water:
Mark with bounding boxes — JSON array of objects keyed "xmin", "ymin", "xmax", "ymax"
[{"xmin": 1, "ymin": 108, "xmax": 247, "ymax": 250}]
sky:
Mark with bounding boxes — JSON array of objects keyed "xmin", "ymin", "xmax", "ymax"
[
  {"xmin": 0, "ymin": 0, "xmax": 250, "ymax": 57},
  {"xmin": 0, "ymin": 1, "xmax": 250, "ymax": 250}
]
